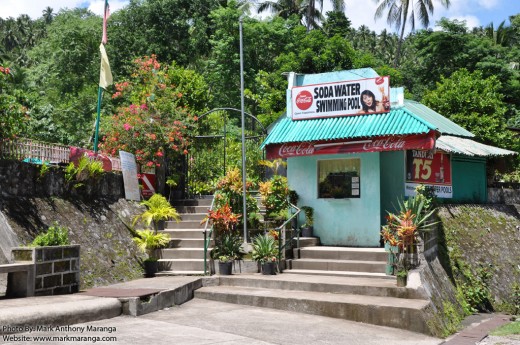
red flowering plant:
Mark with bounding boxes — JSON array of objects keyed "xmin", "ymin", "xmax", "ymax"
[
  {"xmin": 381, "ymin": 187, "xmax": 437, "ymax": 275},
  {"xmin": 201, "ymin": 203, "xmax": 241, "ymax": 236},
  {"xmin": 100, "ymin": 55, "xmax": 198, "ymax": 167}
]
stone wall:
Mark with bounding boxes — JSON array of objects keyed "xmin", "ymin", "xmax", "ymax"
[
  {"xmin": 0, "ymin": 159, "xmax": 146, "ymax": 292},
  {"xmin": 488, "ymin": 187, "xmax": 520, "ymax": 204},
  {"xmin": 0, "ymin": 159, "xmax": 124, "ymax": 201}
]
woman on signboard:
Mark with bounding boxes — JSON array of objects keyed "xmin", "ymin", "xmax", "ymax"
[{"xmin": 358, "ymin": 89, "xmax": 389, "ymax": 114}]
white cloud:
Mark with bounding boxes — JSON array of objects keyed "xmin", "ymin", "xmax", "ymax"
[
  {"xmin": 478, "ymin": 0, "xmax": 499, "ymax": 9},
  {"xmin": 0, "ymin": 0, "xmax": 129, "ymax": 19}
]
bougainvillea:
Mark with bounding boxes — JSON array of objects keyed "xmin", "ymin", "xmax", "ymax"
[{"xmin": 100, "ymin": 55, "xmax": 198, "ymax": 166}]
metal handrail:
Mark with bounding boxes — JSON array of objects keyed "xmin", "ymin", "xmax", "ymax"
[
  {"xmin": 203, "ymin": 196, "xmax": 216, "ymax": 276},
  {"xmin": 277, "ymin": 201, "xmax": 301, "ymax": 272}
]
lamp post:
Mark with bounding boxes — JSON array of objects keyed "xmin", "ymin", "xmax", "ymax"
[{"xmin": 239, "ymin": 17, "xmax": 247, "ymax": 245}]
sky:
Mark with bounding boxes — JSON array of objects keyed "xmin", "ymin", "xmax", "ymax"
[{"xmin": 1, "ymin": 0, "xmax": 520, "ymax": 34}]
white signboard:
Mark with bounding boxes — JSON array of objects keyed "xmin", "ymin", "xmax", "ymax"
[
  {"xmin": 291, "ymin": 76, "xmax": 390, "ymax": 120},
  {"xmin": 119, "ymin": 150, "xmax": 141, "ymax": 201}
]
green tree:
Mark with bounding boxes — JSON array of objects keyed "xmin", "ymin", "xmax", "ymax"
[
  {"xmin": 0, "ymin": 67, "xmax": 27, "ymax": 139},
  {"xmin": 24, "ymin": 8, "xmax": 102, "ymax": 145},
  {"xmin": 422, "ymin": 68, "xmax": 515, "ymax": 150},
  {"xmin": 374, "ymin": 0, "xmax": 451, "ymax": 66}
]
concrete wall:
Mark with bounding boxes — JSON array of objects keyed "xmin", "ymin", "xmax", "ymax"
[
  {"xmin": 488, "ymin": 187, "xmax": 520, "ymax": 204},
  {"xmin": 288, "ymin": 152, "xmax": 381, "ymax": 247}
]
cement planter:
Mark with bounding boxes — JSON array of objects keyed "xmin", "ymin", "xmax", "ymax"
[
  {"xmin": 11, "ymin": 245, "xmax": 80, "ymax": 296},
  {"xmin": 301, "ymin": 226, "xmax": 313, "ymax": 238}
]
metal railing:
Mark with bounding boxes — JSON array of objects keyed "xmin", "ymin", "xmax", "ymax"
[
  {"xmin": 203, "ymin": 196, "xmax": 216, "ymax": 275},
  {"xmin": 276, "ymin": 202, "xmax": 301, "ymax": 272}
]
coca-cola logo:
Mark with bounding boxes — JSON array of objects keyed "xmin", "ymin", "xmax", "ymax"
[
  {"xmin": 375, "ymin": 77, "xmax": 385, "ymax": 85},
  {"xmin": 295, "ymin": 90, "xmax": 313, "ymax": 111},
  {"xmin": 279, "ymin": 142, "xmax": 315, "ymax": 157},
  {"xmin": 363, "ymin": 136, "xmax": 406, "ymax": 151}
]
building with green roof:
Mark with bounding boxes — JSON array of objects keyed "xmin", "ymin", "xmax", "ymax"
[{"xmin": 261, "ymin": 69, "xmax": 515, "ymax": 247}]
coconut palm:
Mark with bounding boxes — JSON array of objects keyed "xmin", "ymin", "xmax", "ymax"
[{"xmin": 374, "ymin": 0, "xmax": 451, "ymax": 66}]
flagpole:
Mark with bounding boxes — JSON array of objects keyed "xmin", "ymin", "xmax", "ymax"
[
  {"xmin": 94, "ymin": 0, "xmax": 111, "ymax": 153},
  {"xmin": 93, "ymin": 86, "xmax": 103, "ymax": 153}
]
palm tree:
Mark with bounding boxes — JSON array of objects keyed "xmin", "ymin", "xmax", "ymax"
[
  {"xmin": 42, "ymin": 7, "xmax": 55, "ymax": 25},
  {"xmin": 374, "ymin": 0, "xmax": 451, "ymax": 66}
]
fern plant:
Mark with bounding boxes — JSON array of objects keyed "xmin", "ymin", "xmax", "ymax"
[
  {"xmin": 133, "ymin": 194, "xmax": 180, "ymax": 232},
  {"xmin": 132, "ymin": 229, "xmax": 170, "ymax": 261}
]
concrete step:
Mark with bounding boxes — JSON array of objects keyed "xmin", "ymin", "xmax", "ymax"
[
  {"xmin": 194, "ymin": 285, "xmax": 431, "ymax": 334},
  {"xmin": 282, "ymin": 269, "xmax": 394, "ymax": 280},
  {"xmin": 168, "ymin": 238, "xmax": 211, "ymax": 248},
  {"xmin": 161, "ymin": 229, "xmax": 206, "ymax": 239},
  {"xmin": 179, "ymin": 213, "xmax": 207, "ymax": 222},
  {"xmin": 293, "ymin": 237, "xmax": 320, "ymax": 248},
  {"xmin": 156, "ymin": 270, "xmax": 205, "ymax": 276},
  {"xmin": 171, "ymin": 198, "xmax": 213, "ymax": 207},
  {"xmin": 166, "ymin": 220, "xmax": 205, "ymax": 229},
  {"xmin": 159, "ymin": 259, "xmax": 205, "ymax": 271},
  {"xmin": 290, "ymin": 258, "xmax": 386, "ymax": 273},
  {"xmin": 216, "ymin": 274, "xmax": 423, "ymax": 299},
  {"xmin": 160, "ymin": 248, "xmax": 210, "ymax": 259},
  {"xmin": 299, "ymin": 247, "xmax": 387, "ymax": 261},
  {"xmin": 174, "ymin": 205, "xmax": 210, "ymax": 214}
]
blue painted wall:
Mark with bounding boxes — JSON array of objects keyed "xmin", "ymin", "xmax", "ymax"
[{"xmin": 287, "ymin": 152, "xmax": 381, "ymax": 247}]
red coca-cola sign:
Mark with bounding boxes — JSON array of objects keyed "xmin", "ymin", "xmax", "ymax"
[
  {"xmin": 278, "ymin": 142, "xmax": 315, "ymax": 157},
  {"xmin": 295, "ymin": 90, "xmax": 313, "ymax": 111}
]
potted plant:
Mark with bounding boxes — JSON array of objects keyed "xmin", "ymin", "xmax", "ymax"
[
  {"xmin": 133, "ymin": 193, "xmax": 180, "ymax": 232},
  {"xmin": 251, "ymin": 233, "xmax": 279, "ymax": 275},
  {"xmin": 217, "ymin": 255, "xmax": 234, "ymax": 275},
  {"xmin": 133, "ymin": 229, "xmax": 170, "ymax": 277},
  {"xmin": 212, "ymin": 233, "xmax": 243, "ymax": 275},
  {"xmin": 300, "ymin": 206, "xmax": 314, "ymax": 237},
  {"xmin": 381, "ymin": 186, "xmax": 437, "ymax": 286},
  {"xmin": 396, "ymin": 268, "xmax": 408, "ymax": 287}
]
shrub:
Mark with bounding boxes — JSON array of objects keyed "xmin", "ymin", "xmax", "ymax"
[{"xmin": 32, "ymin": 223, "xmax": 69, "ymax": 246}]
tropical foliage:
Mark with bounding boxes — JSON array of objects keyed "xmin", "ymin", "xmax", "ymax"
[{"xmin": 1, "ymin": 3, "xmax": 520, "ymax": 174}]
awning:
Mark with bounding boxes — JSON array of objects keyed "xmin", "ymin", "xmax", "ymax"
[{"xmin": 436, "ymin": 135, "xmax": 517, "ymax": 157}]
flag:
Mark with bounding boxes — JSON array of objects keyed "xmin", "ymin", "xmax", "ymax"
[
  {"xmin": 102, "ymin": 0, "xmax": 110, "ymax": 44},
  {"xmin": 99, "ymin": 43, "xmax": 113, "ymax": 89}
]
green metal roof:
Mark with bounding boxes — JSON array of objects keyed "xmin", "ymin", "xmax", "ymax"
[
  {"xmin": 261, "ymin": 105, "xmax": 437, "ymax": 148},
  {"xmin": 403, "ymin": 100, "xmax": 474, "ymax": 138},
  {"xmin": 436, "ymin": 135, "xmax": 517, "ymax": 157}
]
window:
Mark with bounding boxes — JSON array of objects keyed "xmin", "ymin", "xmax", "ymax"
[{"xmin": 318, "ymin": 158, "xmax": 360, "ymax": 198}]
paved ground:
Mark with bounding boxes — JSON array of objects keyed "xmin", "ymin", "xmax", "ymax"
[
  {"xmin": 2, "ymin": 298, "xmax": 443, "ymax": 345},
  {"xmin": 0, "ymin": 276, "xmax": 517, "ymax": 345}
]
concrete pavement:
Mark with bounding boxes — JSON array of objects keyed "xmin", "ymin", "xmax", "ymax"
[
  {"xmin": 1, "ymin": 298, "xmax": 443, "ymax": 345},
  {"xmin": 0, "ymin": 275, "xmax": 513, "ymax": 345}
]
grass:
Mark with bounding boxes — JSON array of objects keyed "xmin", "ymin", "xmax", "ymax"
[{"xmin": 490, "ymin": 320, "xmax": 520, "ymax": 336}]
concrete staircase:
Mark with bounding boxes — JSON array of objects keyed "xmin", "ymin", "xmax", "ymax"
[
  {"xmin": 195, "ymin": 274, "xmax": 432, "ymax": 334},
  {"xmin": 286, "ymin": 246, "xmax": 391, "ymax": 279},
  {"xmin": 157, "ymin": 197, "xmax": 213, "ymax": 275}
]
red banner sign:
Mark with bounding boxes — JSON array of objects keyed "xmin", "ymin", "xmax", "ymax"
[
  {"xmin": 405, "ymin": 149, "xmax": 453, "ymax": 198},
  {"xmin": 266, "ymin": 132, "xmax": 436, "ymax": 159}
]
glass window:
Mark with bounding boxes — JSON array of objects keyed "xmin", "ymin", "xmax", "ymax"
[{"xmin": 318, "ymin": 158, "xmax": 361, "ymax": 198}]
